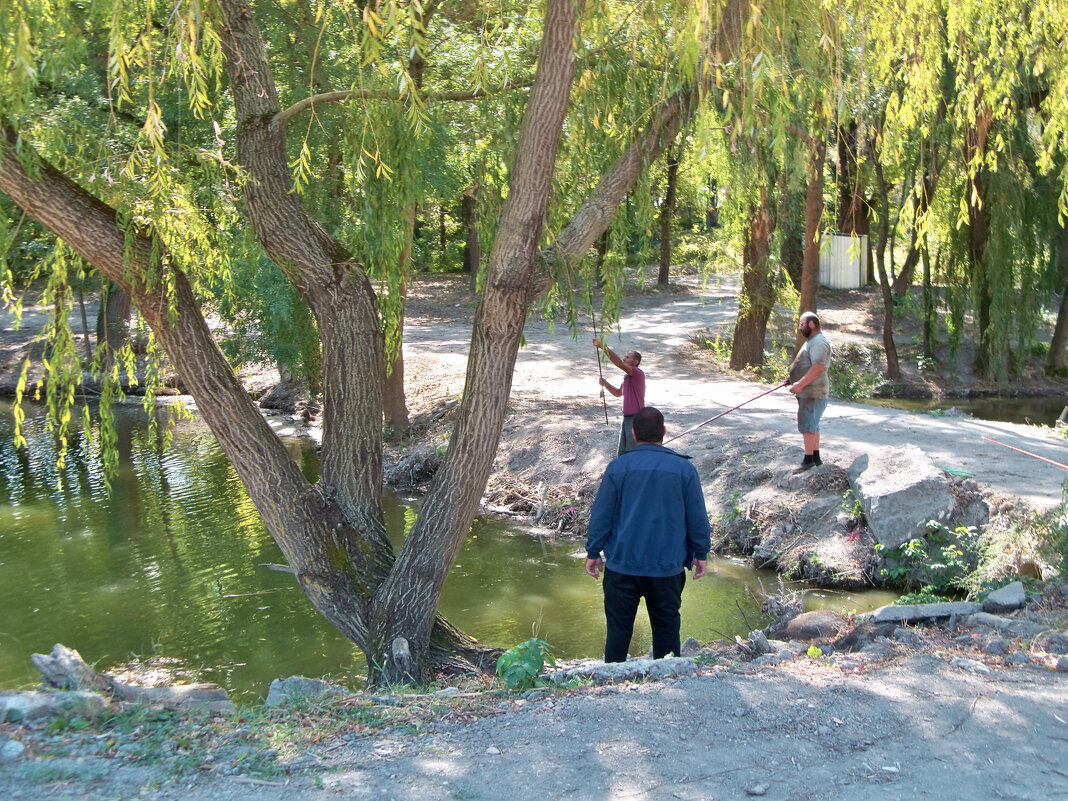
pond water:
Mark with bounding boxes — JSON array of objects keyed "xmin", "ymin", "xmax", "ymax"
[
  {"xmin": 863, "ymin": 396, "xmax": 1067, "ymax": 427},
  {"xmin": 0, "ymin": 401, "xmax": 895, "ymax": 702}
]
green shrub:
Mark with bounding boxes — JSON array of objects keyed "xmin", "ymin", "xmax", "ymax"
[
  {"xmin": 875, "ymin": 521, "xmax": 982, "ymax": 592},
  {"xmin": 496, "ymin": 638, "xmax": 556, "ymax": 691}
]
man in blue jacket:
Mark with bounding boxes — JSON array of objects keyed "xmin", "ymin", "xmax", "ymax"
[{"xmin": 585, "ymin": 406, "xmax": 711, "ymax": 662}]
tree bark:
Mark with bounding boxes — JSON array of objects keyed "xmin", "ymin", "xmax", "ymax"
[
  {"xmin": 462, "ymin": 188, "xmax": 480, "ymax": 293},
  {"xmin": 370, "ymin": 0, "xmax": 583, "ymax": 682},
  {"xmin": 873, "ymin": 158, "xmax": 900, "ymax": 380},
  {"xmin": 798, "ymin": 134, "xmax": 827, "ymax": 324},
  {"xmin": 95, "ymin": 282, "xmax": 131, "ymax": 366},
  {"xmin": 729, "ymin": 185, "xmax": 777, "ymax": 369},
  {"xmin": 966, "ymin": 108, "xmax": 995, "ymax": 376},
  {"xmin": 658, "ymin": 150, "xmax": 680, "ymax": 288},
  {"xmin": 1047, "ymin": 224, "xmax": 1068, "ymax": 374}
]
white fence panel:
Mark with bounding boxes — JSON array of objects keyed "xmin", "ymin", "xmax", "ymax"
[{"xmin": 818, "ymin": 234, "xmax": 867, "ymax": 289}]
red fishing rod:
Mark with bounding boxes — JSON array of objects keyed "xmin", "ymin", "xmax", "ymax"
[
  {"xmin": 664, "ymin": 381, "xmax": 789, "ymax": 445},
  {"xmin": 591, "ymin": 305, "xmax": 610, "ymax": 428}
]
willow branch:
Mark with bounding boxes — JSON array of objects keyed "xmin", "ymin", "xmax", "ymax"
[{"xmin": 274, "ymin": 79, "xmax": 536, "ymax": 127}]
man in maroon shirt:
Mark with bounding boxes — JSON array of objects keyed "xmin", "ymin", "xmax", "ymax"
[{"xmin": 593, "ymin": 337, "xmax": 646, "ymax": 456}]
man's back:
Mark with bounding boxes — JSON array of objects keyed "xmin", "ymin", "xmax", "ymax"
[{"xmin": 586, "ymin": 444, "xmax": 710, "ymax": 578}]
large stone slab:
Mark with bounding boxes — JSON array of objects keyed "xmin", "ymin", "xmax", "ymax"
[
  {"xmin": 860, "ymin": 601, "xmax": 981, "ymax": 624},
  {"xmin": 265, "ymin": 676, "xmax": 349, "ymax": 707},
  {"xmin": 847, "ymin": 446, "xmax": 955, "ymax": 549},
  {"xmin": 965, "ymin": 613, "xmax": 1050, "ymax": 638},
  {"xmin": 549, "ymin": 656, "xmax": 698, "ymax": 685}
]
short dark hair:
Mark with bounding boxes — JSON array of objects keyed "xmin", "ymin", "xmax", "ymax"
[
  {"xmin": 632, "ymin": 406, "xmax": 665, "ymax": 443},
  {"xmin": 628, "ymin": 351, "xmax": 642, "ymax": 365}
]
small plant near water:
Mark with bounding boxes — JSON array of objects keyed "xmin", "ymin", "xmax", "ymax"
[
  {"xmin": 496, "ymin": 638, "xmax": 556, "ymax": 691},
  {"xmin": 875, "ymin": 520, "xmax": 981, "ymax": 593},
  {"xmin": 893, "ymin": 586, "xmax": 952, "ymax": 605}
]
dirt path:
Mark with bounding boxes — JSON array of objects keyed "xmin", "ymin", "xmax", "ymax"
[
  {"xmin": 4, "ymin": 654, "xmax": 1066, "ymax": 800},
  {"xmin": 405, "ymin": 273, "xmax": 1066, "ymax": 513}
]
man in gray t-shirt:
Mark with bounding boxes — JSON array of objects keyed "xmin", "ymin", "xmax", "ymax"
[{"xmin": 787, "ymin": 311, "xmax": 832, "ymax": 473}]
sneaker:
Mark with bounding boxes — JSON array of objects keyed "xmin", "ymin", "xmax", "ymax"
[{"xmin": 792, "ymin": 461, "xmax": 814, "ymax": 475}]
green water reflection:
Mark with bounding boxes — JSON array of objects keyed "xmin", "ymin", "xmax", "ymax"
[{"xmin": 0, "ymin": 401, "xmax": 894, "ymax": 702}]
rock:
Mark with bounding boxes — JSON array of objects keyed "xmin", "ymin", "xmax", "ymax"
[
  {"xmin": 549, "ymin": 656, "xmax": 698, "ymax": 686},
  {"xmin": 485, "ymin": 745, "xmax": 502, "ymax": 755},
  {"xmin": 965, "ymin": 613, "xmax": 1049, "ymax": 638},
  {"xmin": 747, "ymin": 630, "xmax": 773, "ymax": 656},
  {"xmin": 892, "ymin": 627, "xmax": 925, "ymax": 647},
  {"xmin": 520, "ymin": 690, "xmax": 545, "ymax": 701},
  {"xmin": 680, "ymin": 637, "xmax": 701, "ymax": 657},
  {"xmin": 265, "ymin": 677, "xmax": 348, "ymax": 707},
  {"xmin": 1008, "ymin": 652, "xmax": 1030, "ymax": 665},
  {"xmin": 30, "ymin": 644, "xmax": 112, "ymax": 692},
  {"xmin": 1044, "ymin": 633, "xmax": 1068, "ymax": 654},
  {"xmin": 744, "ymin": 782, "xmax": 770, "ymax": 796},
  {"xmin": 951, "ymin": 657, "xmax": 992, "ymax": 674},
  {"xmin": 1055, "ymin": 657, "xmax": 1068, "ymax": 673},
  {"xmin": 753, "ymin": 654, "xmax": 780, "ymax": 666},
  {"xmin": 115, "ymin": 684, "xmax": 236, "ymax": 715},
  {"xmin": 1060, "ymin": 584, "xmax": 1068, "ymax": 602},
  {"xmin": 981, "ymin": 638, "xmax": 1010, "ymax": 656},
  {"xmin": 861, "ymin": 602, "xmax": 981, "ymax": 625},
  {"xmin": 982, "ymin": 582, "xmax": 1026, "ymax": 613},
  {"xmin": 847, "ymin": 446, "xmax": 956, "ymax": 549},
  {"xmin": 783, "ymin": 611, "xmax": 848, "ymax": 641},
  {"xmin": 0, "ymin": 739, "xmax": 26, "ymax": 763},
  {"xmin": 0, "ymin": 690, "xmax": 108, "ymax": 723}
]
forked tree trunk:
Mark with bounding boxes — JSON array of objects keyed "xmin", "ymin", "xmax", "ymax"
[
  {"xmin": 658, "ymin": 150, "xmax": 679, "ymax": 288},
  {"xmin": 729, "ymin": 185, "xmax": 777, "ymax": 369},
  {"xmin": 2, "ymin": 0, "xmax": 753, "ymax": 686}
]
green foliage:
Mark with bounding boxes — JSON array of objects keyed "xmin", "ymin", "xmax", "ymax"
[
  {"xmin": 495, "ymin": 638, "xmax": 556, "ymax": 691},
  {"xmin": 893, "ymin": 587, "xmax": 951, "ymax": 606},
  {"xmin": 875, "ymin": 520, "xmax": 982, "ymax": 592},
  {"xmin": 828, "ymin": 343, "xmax": 882, "ymax": 401}
]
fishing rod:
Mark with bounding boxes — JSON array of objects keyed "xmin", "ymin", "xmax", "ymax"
[
  {"xmin": 664, "ymin": 381, "xmax": 789, "ymax": 445},
  {"xmin": 982, "ymin": 436, "xmax": 1068, "ymax": 471},
  {"xmin": 591, "ymin": 304, "xmax": 610, "ymax": 428}
]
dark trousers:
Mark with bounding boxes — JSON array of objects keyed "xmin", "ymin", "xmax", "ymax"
[{"xmin": 603, "ymin": 568, "xmax": 686, "ymax": 662}]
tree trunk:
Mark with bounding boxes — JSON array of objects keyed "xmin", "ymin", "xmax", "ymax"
[
  {"xmin": 384, "ymin": 203, "xmax": 417, "ymax": 435},
  {"xmin": 836, "ymin": 123, "xmax": 873, "ymax": 285},
  {"xmin": 729, "ymin": 185, "xmax": 777, "ymax": 369},
  {"xmin": 966, "ymin": 109, "xmax": 995, "ymax": 376},
  {"xmin": 1047, "ymin": 224, "xmax": 1068, "ymax": 374},
  {"xmin": 922, "ymin": 235, "xmax": 936, "ymax": 361},
  {"xmin": 658, "ymin": 150, "xmax": 680, "ymax": 288},
  {"xmin": 2, "ymin": 0, "xmax": 754, "ymax": 687},
  {"xmin": 798, "ymin": 135, "xmax": 826, "ymax": 324},
  {"xmin": 462, "ymin": 188, "xmax": 480, "ymax": 293},
  {"xmin": 370, "ymin": 0, "xmax": 583, "ymax": 682},
  {"xmin": 874, "ymin": 159, "xmax": 900, "ymax": 380},
  {"xmin": 95, "ymin": 282, "xmax": 131, "ymax": 366}
]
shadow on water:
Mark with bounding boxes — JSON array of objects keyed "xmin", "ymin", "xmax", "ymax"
[{"xmin": 0, "ymin": 401, "xmax": 895, "ymax": 702}]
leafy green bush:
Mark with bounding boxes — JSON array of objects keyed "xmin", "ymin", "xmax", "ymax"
[
  {"xmin": 892, "ymin": 586, "xmax": 951, "ymax": 605},
  {"xmin": 828, "ymin": 343, "xmax": 882, "ymax": 400},
  {"xmin": 875, "ymin": 521, "xmax": 982, "ymax": 592},
  {"xmin": 496, "ymin": 638, "xmax": 556, "ymax": 691}
]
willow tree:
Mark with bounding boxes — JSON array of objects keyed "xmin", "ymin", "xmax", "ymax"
[{"xmin": 1, "ymin": 0, "xmax": 751, "ymax": 683}]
